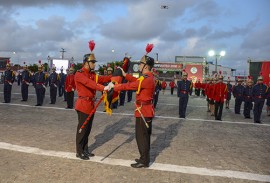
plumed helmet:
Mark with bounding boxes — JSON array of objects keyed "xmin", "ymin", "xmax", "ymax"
[
  {"xmin": 182, "ymin": 69, "xmax": 188, "ymax": 76},
  {"xmin": 6, "ymin": 59, "xmax": 11, "ymax": 67},
  {"xmin": 140, "ymin": 55, "xmax": 154, "ymax": 67},
  {"xmin": 83, "ymin": 53, "xmax": 97, "ymax": 63},
  {"xmin": 257, "ymin": 72, "xmax": 263, "ymax": 81},
  {"xmin": 107, "ymin": 67, "xmax": 113, "ymax": 71},
  {"xmin": 257, "ymin": 76, "xmax": 263, "ymax": 80}
]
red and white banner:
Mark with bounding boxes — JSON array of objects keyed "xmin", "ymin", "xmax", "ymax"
[{"xmin": 185, "ymin": 64, "xmax": 203, "ymax": 83}]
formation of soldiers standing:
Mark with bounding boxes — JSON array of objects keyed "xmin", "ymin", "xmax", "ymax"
[
  {"xmin": 2, "ymin": 61, "xmax": 76, "ymax": 109},
  {"xmin": 174, "ymin": 71, "xmax": 269, "ymax": 123}
]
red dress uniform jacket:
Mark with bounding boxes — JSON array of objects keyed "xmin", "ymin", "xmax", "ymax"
[
  {"xmin": 213, "ymin": 82, "xmax": 228, "ymax": 103},
  {"xmin": 205, "ymin": 83, "xmax": 209, "ymax": 96},
  {"xmin": 75, "ymin": 68, "xmax": 111, "ymax": 114},
  {"xmin": 207, "ymin": 83, "xmax": 215, "ymax": 99},
  {"xmin": 194, "ymin": 82, "xmax": 201, "ymax": 89},
  {"xmin": 169, "ymin": 81, "xmax": 175, "ymax": 88},
  {"xmin": 65, "ymin": 74, "xmax": 76, "ymax": 92},
  {"xmin": 114, "ymin": 72, "xmax": 155, "ymax": 118},
  {"xmin": 201, "ymin": 83, "xmax": 206, "ymax": 90},
  {"xmin": 161, "ymin": 81, "xmax": 167, "ymax": 89}
]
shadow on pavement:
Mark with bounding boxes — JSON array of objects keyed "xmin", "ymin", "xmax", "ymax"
[
  {"xmin": 150, "ymin": 121, "xmax": 183, "ymax": 163},
  {"xmin": 87, "ymin": 117, "xmax": 132, "ymax": 153}
]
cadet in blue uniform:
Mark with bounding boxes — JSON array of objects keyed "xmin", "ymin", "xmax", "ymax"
[
  {"xmin": 17, "ymin": 71, "xmax": 22, "ymax": 86},
  {"xmin": 21, "ymin": 65, "xmax": 31, "ymax": 101},
  {"xmin": 127, "ymin": 90, "xmax": 133, "ymax": 102},
  {"xmin": 119, "ymin": 80, "xmax": 127, "ymax": 106},
  {"xmin": 225, "ymin": 78, "xmax": 233, "ymax": 109},
  {"xmin": 58, "ymin": 68, "xmax": 65, "ymax": 97},
  {"xmin": 233, "ymin": 78, "xmax": 244, "ymax": 114},
  {"xmin": 153, "ymin": 79, "xmax": 161, "ymax": 109},
  {"xmin": 177, "ymin": 70, "xmax": 192, "ymax": 118},
  {"xmin": 252, "ymin": 75, "xmax": 268, "ymax": 123},
  {"xmin": 243, "ymin": 77, "xmax": 253, "ymax": 119},
  {"xmin": 3, "ymin": 62, "xmax": 15, "ymax": 103},
  {"xmin": 49, "ymin": 67, "xmax": 60, "ymax": 104},
  {"xmin": 33, "ymin": 65, "xmax": 48, "ymax": 106}
]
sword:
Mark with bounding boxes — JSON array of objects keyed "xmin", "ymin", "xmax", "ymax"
[{"xmin": 134, "ymin": 103, "xmax": 149, "ymax": 128}]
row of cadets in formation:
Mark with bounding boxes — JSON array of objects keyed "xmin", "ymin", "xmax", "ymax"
[
  {"xmin": 2, "ymin": 61, "xmax": 75, "ymax": 109},
  {"xmin": 204, "ymin": 73, "xmax": 269, "ymax": 123},
  {"xmin": 231, "ymin": 75, "xmax": 269, "ymax": 123}
]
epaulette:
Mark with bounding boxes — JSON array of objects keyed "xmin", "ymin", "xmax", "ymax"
[{"xmin": 77, "ymin": 69, "xmax": 83, "ymax": 73}]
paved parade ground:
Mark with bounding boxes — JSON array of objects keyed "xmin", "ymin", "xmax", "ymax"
[{"xmin": 0, "ymin": 84, "xmax": 270, "ymax": 183}]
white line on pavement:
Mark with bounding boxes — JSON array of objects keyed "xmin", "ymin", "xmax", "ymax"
[
  {"xmin": 1, "ymin": 102, "xmax": 270, "ymax": 127},
  {"xmin": 0, "ymin": 142, "xmax": 269, "ymax": 182}
]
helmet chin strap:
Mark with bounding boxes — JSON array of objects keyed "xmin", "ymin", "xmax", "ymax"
[{"xmin": 140, "ymin": 64, "xmax": 146, "ymax": 73}]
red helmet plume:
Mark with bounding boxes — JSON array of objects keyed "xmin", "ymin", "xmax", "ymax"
[
  {"xmin": 88, "ymin": 40, "xmax": 95, "ymax": 52},
  {"xmin": 145, "ymin": 43, "xmax": 154, "ymax": 54},
  {"xmin": 38, "ymin": 60, "xmax": 41, "ymax": 64},
  {"xmin": 71, "ymin": 63, "xmax": 75, "ymax": 67},
  {"xmin": 219, "ymin": 70, "xmax": 222, "ymax": 75}
]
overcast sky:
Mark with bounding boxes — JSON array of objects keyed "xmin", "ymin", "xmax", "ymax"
[{"xmin": 0, "ymin": 0, "xmax": 269, "ymax": 73}]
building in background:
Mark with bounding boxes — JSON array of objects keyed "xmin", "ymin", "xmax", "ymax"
[{"xmin": 175, "ymin": 56, "xmax": 235, "ymax": 83}]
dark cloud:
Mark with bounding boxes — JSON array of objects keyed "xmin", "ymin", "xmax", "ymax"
[
  {"xmin": 0, "ymin": 0, "xmax": 268, "ymax": 71},
  {"xmin": 207, "ymin": 18, "xmax": 259, "ymax": 40}
]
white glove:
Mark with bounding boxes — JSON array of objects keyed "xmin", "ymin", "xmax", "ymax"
[
  {"xmin": 104, "ymin": 85, "xmax": 111, "ymax": 91},
  {"xmin": 118, "ymin": 67, "xmax": 126, "ymax": 77},
  {"xmin": 108, "ymin": 82, "xmax": 115, "ymax": 89}
]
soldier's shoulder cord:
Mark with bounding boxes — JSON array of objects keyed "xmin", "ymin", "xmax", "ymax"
[{"xmin": 136, "ymin": 76, "xmax": 145, "ymax": 94}]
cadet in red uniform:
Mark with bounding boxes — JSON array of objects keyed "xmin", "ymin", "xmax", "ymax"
[
  {"xmin": 201, "ymin": 79, "xmax": 206, "ymax": 97},
  {"xmin": 161, "ymin": 79, "xmax": 167, "ymax": 95},
  {"xmin": 169, "ymin": 79, "xmax": 176, "ymax": 95},
  {"xmin": 112, "ymin": 44, "xmax": 155, "ymax": 168},
  {"xmin": 74, "ymin": 41, "xmax": 111, "ymax": 160},
  {"xmin": 194, "ymin": 79, "xmax": 201, "ymax": 96},
  {"xmin": 213, "ymin": 74, "xmax": 228, "ymax": 120},
  {"xmin": 65, "ymin": 65, "xmax": 76, "ymax": 109}
]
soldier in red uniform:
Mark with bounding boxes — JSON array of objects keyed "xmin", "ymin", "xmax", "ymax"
[
  {"xmin": 213, "ymin": 74, "xmax": 228, "ymax": 120},
  {"xmin": 194, "ymin": 79, "xmax": 201, "ymax": 96},
  {"xmin": 111, "ymin": 44, "xmax": 155, "ymax": 168},
  {"xmin": 161, "ymin": 79, "xmax": 167, "ymax": 95},
  {"xmin": 169, "ymin": 79, "xmax": 176, "ymax": 95},
  {"xmin": 74, "ymin": 41, "xmax": 112, "ymax": 160},
  {"xmin": 65, "ymin": 65, "xmax": 76, "ymax": 109}
]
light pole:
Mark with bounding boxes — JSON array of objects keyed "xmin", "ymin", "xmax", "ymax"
[
  {"xmin": 208, "ymin": 50, "xmax": 226, "ymax": 74},
  {"xmin": 156, "ymin": 53, "xmax": 158, "ymax": 63}
]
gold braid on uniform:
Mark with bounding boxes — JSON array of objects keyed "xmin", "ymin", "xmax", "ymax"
[
  {"xmin": 103, "ymin": 80, "xmax": 118, "ymax": 115},
  {"xmin": 136, "ymin": 76, "xmax": 144, "ymax": 94},
  {"xmin": 103, "ymin": 92, "xmax": 112, "ymax": 115}
]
